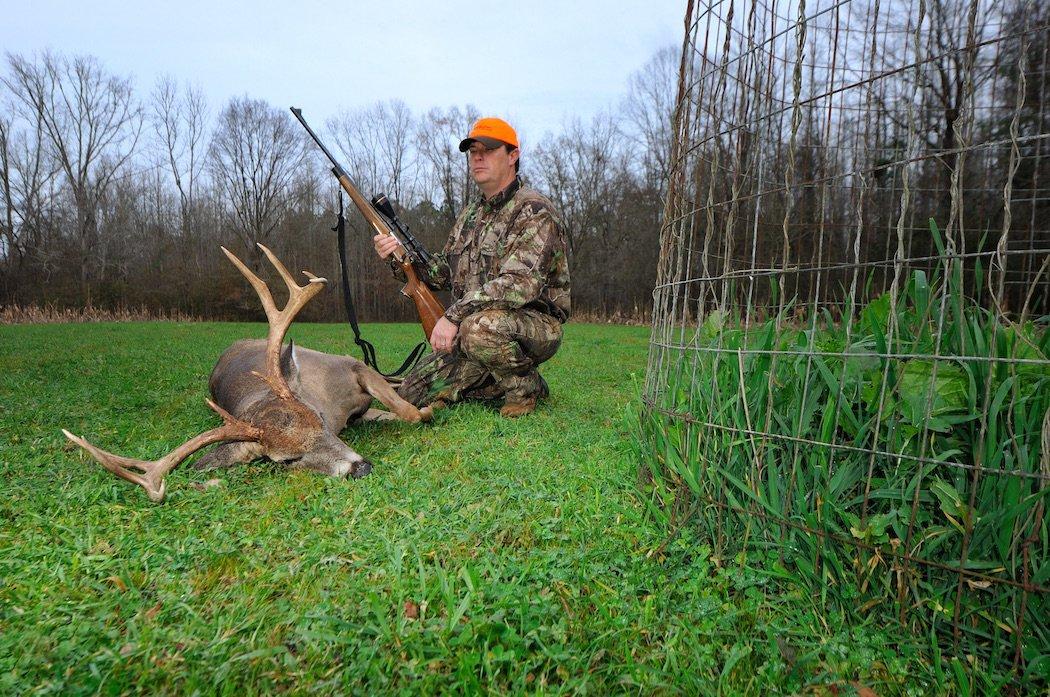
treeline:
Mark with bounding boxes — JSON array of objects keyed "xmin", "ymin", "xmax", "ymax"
[
  {"xmin": 4, "ymin": 0, "xmax": 1047, "ymax": 328},
  {"xmin": 0, "ymin": 48, "xmax": 678, "ymax": 322}
]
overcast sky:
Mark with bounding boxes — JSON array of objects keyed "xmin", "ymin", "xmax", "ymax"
[{"xmin": 2, "ymin": 0, "xmax": 685, "ymax": 144}]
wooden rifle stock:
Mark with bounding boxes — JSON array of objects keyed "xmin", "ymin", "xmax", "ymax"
[
  {"xmin": 399, "ymin": 263, "xmax": 445, "ymax": 340},
  {"xmin": 333, "ymin": 173, "xmax": 445, "ymax": 340}
]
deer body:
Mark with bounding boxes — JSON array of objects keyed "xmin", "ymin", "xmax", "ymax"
[
  {"xmin": 198, "ymin": 339, "xmax": 427, "ymax": 478},
  {"xmin": 63, "ymin": 245, "xmax": 431, "ymax": 502}
]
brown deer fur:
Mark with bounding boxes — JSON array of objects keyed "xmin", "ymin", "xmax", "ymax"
[{"xmin": 63, "ymin": 244, "xmax": 431, "ymax": 502}]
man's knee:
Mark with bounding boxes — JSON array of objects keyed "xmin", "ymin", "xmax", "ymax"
[
  {"xmin": 458, "ymin": 308, "xmax": 563, "ymax": 369},
  {"xmin": 458, "ymin": 310, "xmax": 515, "ymax": 364}
]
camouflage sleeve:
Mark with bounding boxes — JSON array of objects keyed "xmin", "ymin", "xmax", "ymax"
[
  {"xmin": 387, "ymin": 240, "xmax": 453, "ymax": 291},
  {"xmin": 444, "ymin": 203, "xmax": 559, "ymax": 323},
  {"xmin": 421, "ymin": 246, "xmax": 453, "ymax": 291}
]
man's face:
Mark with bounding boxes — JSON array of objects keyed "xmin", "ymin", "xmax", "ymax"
[{"xmin": 467, "ymin": 142, "xmax": 518, "ymax": 193}]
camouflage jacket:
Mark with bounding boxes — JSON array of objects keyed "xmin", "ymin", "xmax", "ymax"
[{"xmin": 395, "ymin": 177, "xmax": 571, "ymax": 324}]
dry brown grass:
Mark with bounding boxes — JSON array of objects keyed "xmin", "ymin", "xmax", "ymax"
[
  {"xmin": 571, "ymin": 305, "xmax": 650, "ymax": 326},
  {"xmin": 0, "ymin": 304, "xmax": 202, "ymax": 325},
  {"xmin": 2, "ymin": 303, "xmax": 650, "ymax": 326}
]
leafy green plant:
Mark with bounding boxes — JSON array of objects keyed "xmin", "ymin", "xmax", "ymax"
[{"xmin": 638, "ymin": 221, "xmax": 1050, "ymax": 689}]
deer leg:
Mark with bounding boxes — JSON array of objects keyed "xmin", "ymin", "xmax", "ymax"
[
  {"xmin": 357, "ymin": 368, "xmax": 433, "ymax": 423},
  {"xmin": 191, "ymin": 441, "xmax": 265, "ymax": 470},
  {"xmin": 354, "ymin": 408, "xmax": 400, "ymax": 423}
]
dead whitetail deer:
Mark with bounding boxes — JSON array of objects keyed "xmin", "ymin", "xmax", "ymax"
[{"xmin": 63, "ymin": 244, "xmax": 432, "ymax": 502}]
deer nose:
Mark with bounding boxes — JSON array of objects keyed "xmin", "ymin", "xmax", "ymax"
[{"xmin": 350, "ymin": 459, "xmax": 373, "ymax": 479}]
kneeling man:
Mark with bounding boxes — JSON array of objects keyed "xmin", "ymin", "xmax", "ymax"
[{"xmin": 373, "ymin": 117, "xmax": 570, "ymax": 417}]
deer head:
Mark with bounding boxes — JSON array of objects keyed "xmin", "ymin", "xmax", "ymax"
[{"xmin": 63, "ymin": 243, "xmax": 362, "ymax": 502}]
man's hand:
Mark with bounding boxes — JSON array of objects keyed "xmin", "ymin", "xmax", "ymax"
[
  {"xmin": 430, "ymin": 316, "xmax": 459, "ymax": 352},
  {"xmin": 373, "ymin": 233, "xmax": 401, "ymax": 260}
]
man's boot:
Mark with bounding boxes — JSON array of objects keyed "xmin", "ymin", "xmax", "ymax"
[
  {"xmin": 500, "ymin": 396, "xmax": 537, "ymax": 418},
  {"xmin": 536, "ymin": 373, "xmax": 549, "ymax": 401}
]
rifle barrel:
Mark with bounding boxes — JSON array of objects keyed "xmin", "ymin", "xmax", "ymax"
[
  {"xmin": 290, "ymin": 107, "xmax": 346, "ymax": 177},
  {"xmin": 290, "ymin": 106, "xmax": 446, "ymax": 339}
]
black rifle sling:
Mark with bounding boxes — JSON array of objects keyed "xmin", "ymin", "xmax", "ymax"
[{"xmin": 333, "ymin": 194, "xmax": 426, "ymax": 378}]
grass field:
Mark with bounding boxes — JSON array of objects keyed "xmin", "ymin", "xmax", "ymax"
[{"xmin": 2, "ymin": 321, "xmax": 941, "ymax": 694}]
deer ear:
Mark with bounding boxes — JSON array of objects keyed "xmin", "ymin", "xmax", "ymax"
[{"xmin": 280, "ymin": 341, "xmax": 301, "ymax": 383}]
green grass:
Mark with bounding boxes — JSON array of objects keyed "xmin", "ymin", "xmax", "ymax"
[{"xmin": 3, "ymin": 321, "xmax": 940, "ymax": 694}]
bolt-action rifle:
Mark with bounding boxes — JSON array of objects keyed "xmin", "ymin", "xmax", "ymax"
[{"xmin": 290, "ymin": 107, "xmax": 444, "ymax": 341}]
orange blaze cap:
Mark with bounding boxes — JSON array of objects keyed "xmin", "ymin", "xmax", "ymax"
[{"xmin": 458, "ymin": 117, "xmax": 519, "ymax": 152}]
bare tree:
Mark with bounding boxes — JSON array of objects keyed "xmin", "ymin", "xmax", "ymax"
[
  {"xmin": 148, "ymin": 76, "xmax": 212, "ymax": 285},
  {"xmin": 3, "ymin": 52, "xmax": 142, "ymax": 302},
  {"xmin": 209, "ymin": 96, "xmax": 306, "ymax": 266},
  {"xmin": 621, "ymin": 45, "xmax": 679, "ymax": 195},
  {"xmin": 0, "ymin": 115, "xmax": 14, "ymax": 266},
  {"xmin": 533, "ymin": 114, "xmax": 657, "ymax": 315},
  {"xmin": 534, "ymin": 114, "xmax": 629, "ymax": 258},
  {"xmin": 416, "ymin": 104, "xmax": 481, "ymax": 225},
  {"xmin": 150, "ymin": 75, "xmax": 208, "ymax": 228},
  {"xmin": 0, "ymin": 103, "xmax": 59, "ymax": 292},
  {"xmin": 328, "ymin": 100, "xmax": 418, "ymax": 205}
]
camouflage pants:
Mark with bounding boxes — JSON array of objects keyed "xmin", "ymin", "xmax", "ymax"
[{"xmin": 397, "ymin": 308, "xmax": 563, "ymax": 407}]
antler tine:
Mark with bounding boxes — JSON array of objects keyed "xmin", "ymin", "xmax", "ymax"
[
  {"xmin": 62, "ymin": 400, "xmax": 262, "ymax": 503},
  {"xmin": 253, "ymin": 244, "xmax": 326, "ymax": 399},
  {"xmin": 256, "ymin": 243, "xmax": 325, "ymax": 292},
  {"xmin": 222, "ymin": 244, "xmax": 327, "ymax": 400},
  {"xmin": 221, "ymin": 246, "xmax": 279, "ymax": 321}
]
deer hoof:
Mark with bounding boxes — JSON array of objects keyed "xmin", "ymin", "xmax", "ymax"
[{"xmin": 350, "ymin": 459, "xmax": 373, "ymax": 479}]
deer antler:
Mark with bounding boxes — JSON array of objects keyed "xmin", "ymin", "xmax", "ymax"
[
  {"xmin": 63, "ymin": 400, "xmax": 262, "ymax": 502},
  {"xmin": 220, "ymin": 244, "xmax": 327, "ymax": 401},
  {"xmin": 64, "ymin": 245, "xmax": 329, "ymax": 502}
]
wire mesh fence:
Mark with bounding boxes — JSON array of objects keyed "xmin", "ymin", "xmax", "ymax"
[{"xmin": 641, "ymin": 0, "xmax": 1049, "ymax": 684}]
